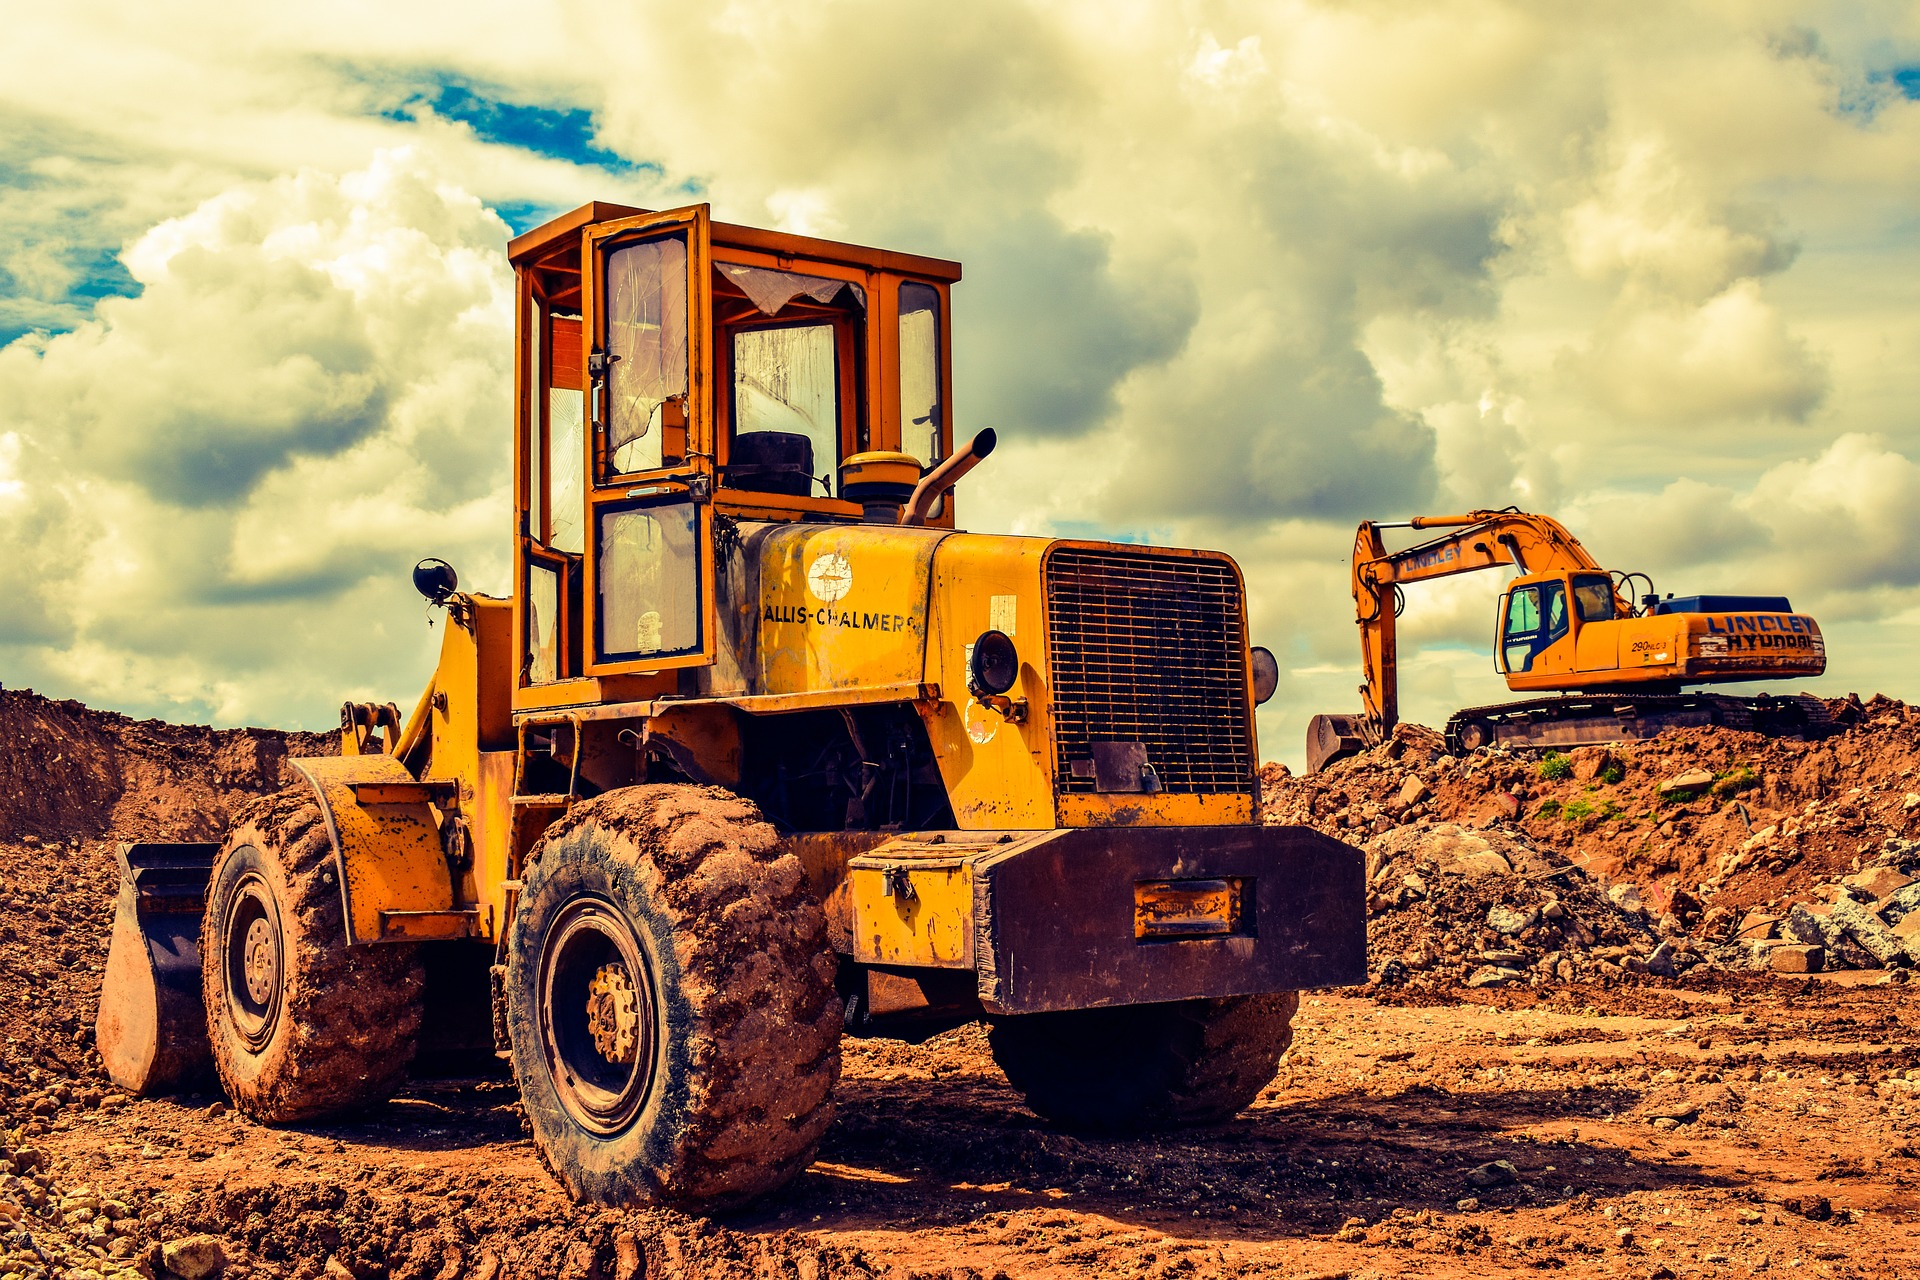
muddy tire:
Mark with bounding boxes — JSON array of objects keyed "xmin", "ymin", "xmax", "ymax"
[
  {"xmin": 506, "ymin": 784, "xmax": 841, "ymax": 1211},
  {"xmin": 202, "ymin": 786, "xmax": 424, "ymax": 1121},
  {"xmin": 988, "ymin": 992, "xmax": 1298, "ymax": 1132}
]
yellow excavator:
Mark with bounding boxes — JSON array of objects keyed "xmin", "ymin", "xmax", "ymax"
[{"xmin": 1305, "ymin": 509, "xmax": 1830, "ymax": 771}]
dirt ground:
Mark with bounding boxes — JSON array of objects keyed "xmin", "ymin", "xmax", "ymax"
[{"xmin": 5, "ymin": 688, "xmax": 1920, "ymax": 1279}]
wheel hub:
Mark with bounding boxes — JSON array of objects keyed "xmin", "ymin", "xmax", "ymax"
[
  {"xmin": 221, "ymin": 872, "xmax": 283, "ymax": 1051},
  {"xmin": 537, "ymin": 899, "xmax": 657, "ymax": 1134},
  {"xmin": 586, "ymin": 962, "xmax": 640, "ymax": 1064},
  {"xmin": 243, "ymin": 917, "xmax": 278, "ymax": 1004}
]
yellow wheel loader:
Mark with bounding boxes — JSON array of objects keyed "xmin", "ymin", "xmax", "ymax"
[
  {"xmin": 98, "ymin": 202, "xmax": 1365, "ymax": 1211},
  {"xmin": 1305, "ymin": 509, "xmax": 1831, "ymax": 772}
]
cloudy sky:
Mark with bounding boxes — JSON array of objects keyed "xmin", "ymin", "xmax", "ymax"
[{"xmin": 3, "ymin": 1, "xmax": 1918, "ymax": 768}]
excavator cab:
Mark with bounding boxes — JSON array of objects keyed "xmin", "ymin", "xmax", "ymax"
[{"xmin": 1495, "ymin": 570, "xmax": 1616, "ymax": 677}]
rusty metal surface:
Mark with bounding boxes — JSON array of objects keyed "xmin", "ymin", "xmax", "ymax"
[
  {"xmin": 291, "ymin": 755, "xmax": 461, "ymax": 945},
  {"xmin": 1133, "ymin": 877, "xmax": 1244, "ymax": 940},
  {"xmin": 970, "ymin": 823, "xmax": 1364, "ymax": 1015}
]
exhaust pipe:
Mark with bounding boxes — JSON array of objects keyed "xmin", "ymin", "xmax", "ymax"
[{"xmin": 902, "ymin": 428, "xmax": 996, "ymax": 526}]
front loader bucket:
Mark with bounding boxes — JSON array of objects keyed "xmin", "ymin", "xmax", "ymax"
[
  {"xmin": 97, "ymin": 842, "xmax": 219, "ymax": 1095},
  {"xmin": 1305, "ymin": 714, "xmax": 1369, "ymax": 774}
]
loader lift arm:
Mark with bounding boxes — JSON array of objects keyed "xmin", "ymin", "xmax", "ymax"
[{"xmin": 1310, "ymin": 509, "xmax": 1632, "ymax": 771}]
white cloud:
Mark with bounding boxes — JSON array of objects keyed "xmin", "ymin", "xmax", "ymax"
[
  {"xmin": 1574, "ymin": 279, "xmax": 1828, "ymax": 424},
  {"xmin": 0, "ymin": 151, "xmax": 513, "ymax": 724}
]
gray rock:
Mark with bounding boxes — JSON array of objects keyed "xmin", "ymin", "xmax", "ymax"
[
  {"xmin": 1465, "ymin": 1159, "xmax": 1519, "ymax": 1189},
  {"xmin": 1466, "ymin": 965, "xmax": 1524, "ymax": 989},
  {"xmin": 1830, "ymin": 896, "xmax": 1907, "ymax": 966},
  {"xmin": 1479, "ymin": 949, "xmax": 1531, "ymax": 967},
  {"xmin": 1645, "ymin": 940, "xmax": 1679, "ymax": 978},
  {"xmin": 1784, "ymin": 903, "xmax": 1841, "ymax": 950},
  {"xmin": 1486, "ymin": 904, "xmax": 1539, "ymax": 936},
  {"xmin": 1878, "ymin": 881, "xmax": 1920, "ymax": 925},
  {"xmin": 1608, "ymin": 883, "xmax": 1646, "ymax": 915}
]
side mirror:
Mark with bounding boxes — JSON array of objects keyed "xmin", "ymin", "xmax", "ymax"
[{"xmin": 1249, "ymin": 647, "xmax": 1279, "ymax": 705}]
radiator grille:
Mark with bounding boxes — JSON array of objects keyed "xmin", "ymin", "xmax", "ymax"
[{"xmin": 1045, "ymin": 547, "xmax": 1254, "ymax": 795}]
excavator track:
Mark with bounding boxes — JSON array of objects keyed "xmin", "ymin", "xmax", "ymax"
[{"xmin": 1443, "ymin": 692, "xmax": 1833, "ymax": 757}]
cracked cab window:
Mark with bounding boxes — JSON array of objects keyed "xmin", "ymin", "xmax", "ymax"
[
  {"xmin": 602, "ymin": 234, "xmax": 689, "ymax": 474},
  {"xmin": 899, "ymin": 282, "xmax": 941, "ymax": 465}
]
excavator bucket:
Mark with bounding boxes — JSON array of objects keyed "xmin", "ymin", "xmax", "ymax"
[
  {"xmin": 1305, "ymin": 714, "xmax": 1370, "ymax": 774},
  {"xmin": 97, "ymin": 842, "xmax": 219, "ymax": 1095}
]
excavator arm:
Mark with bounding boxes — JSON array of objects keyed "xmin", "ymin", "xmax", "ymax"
[{"xmin": 1308, "ymin": 509, "xmax": 1622, "ymax": 771}]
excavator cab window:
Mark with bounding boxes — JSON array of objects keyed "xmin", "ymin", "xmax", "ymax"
[
  {"xmin": 1544, "ymin": 581, "xmax": 1568, "ymax": 643},
  {"xmin": 1503, "ymin": 580, "xmax": 1567, "ymax": 672},
  {"xmin": 1572, "ymin": 573, "xmax": 1615, "ymax": 623},
  {"xmin": 1503, "ymin": 587, "xmax": 1540, "ymax": 671}
]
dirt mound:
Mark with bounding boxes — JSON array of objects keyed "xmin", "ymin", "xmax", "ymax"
[
  {"xmin": 0, "ymin": 688, "xmax": 333, "ymax": 842},
  {"xmin": 0, "ymin": 689, "xmax": 332, "ymax": 1108},
  {"xmin": 1266, "ymin": 696, "xmax": 1920, "ymax": 962}
]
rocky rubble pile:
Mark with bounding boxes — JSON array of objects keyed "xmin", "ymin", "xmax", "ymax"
[
  {"xmin": 1355, "ymin": 821, "xmax": 1681, "ymax": 990},
  {"xmin": 1718, "ymin": 837, "xmax": 1920, "ymax": 976},
  {"xmin": 1264, "ymin": 698, "xmax": 1920, "ymax": 984}
]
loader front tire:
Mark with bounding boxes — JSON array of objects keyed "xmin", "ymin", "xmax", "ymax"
[
  {"xmin": 988, "ymin": 992, "xmax": 1298, "ymax": 1132},
  {"xmin": 506, "ymin": 785, "xmax": 841, "ymax": 1212},
  {"xmin": 202, "ymin": 786, "xmax": 424, "ymax": 1121}
]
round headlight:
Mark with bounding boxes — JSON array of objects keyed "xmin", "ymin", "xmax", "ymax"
[
  {"xmin": 1250, "ymin": 645, "xmax": 1279, "ymax": 706},
  {"xmin": 969, "ymin": 629, "xmax": 1020, "ymax": 696}
]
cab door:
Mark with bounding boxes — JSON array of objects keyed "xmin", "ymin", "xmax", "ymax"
[
  {"xmin": 579, "ymin": 205, "xmax": 717, "ymax": 674},
  {"xmin": 1498, "ymin": 577, "xmax": 1574, "ymax": 681}
]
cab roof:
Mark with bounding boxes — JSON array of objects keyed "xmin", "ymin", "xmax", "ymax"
[{"xmin": 507, "ymin": 201, "xmax": 963, "ymax": 282}]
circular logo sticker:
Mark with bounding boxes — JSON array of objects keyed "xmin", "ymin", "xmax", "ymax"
[{"xmin": 807, "ymin": 552, "xmax": 853, "ymax": 604}]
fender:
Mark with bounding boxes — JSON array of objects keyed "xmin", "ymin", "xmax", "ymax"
[{"xmin": 289, "ymin": 754, "xmax": 480, "ymax": 943}]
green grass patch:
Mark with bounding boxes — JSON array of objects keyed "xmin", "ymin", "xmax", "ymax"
[
  {"xmin": 1539, "ymin": 751, "xmax": 1572, "ymax": 781},
  {"xmin": 1562, "ymin": 799, "xmax": 1596, "ymax": 823},
  {"xmin": 1712, "ymin": 765, "xmax": 1759, "ymax": 799},
  {"xmin": 1535, "ymin": 798, "xmax": 1563, "ymax": 819},
  {"xmin": 1600, "ymin": 761, "xmax": 1625, "ymax": 784}
]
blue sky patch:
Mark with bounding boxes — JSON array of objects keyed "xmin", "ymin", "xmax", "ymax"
[
  {"xmin": 491, "ymin": 200, "xmax": 566, "ymax": 237},
  {"xmin": 68, "ymin": 246, "xmax": 139, "ymax": 304},
  {"xmin": 379, "ymin": 73, "xmax": 650, "ymax": 175}
]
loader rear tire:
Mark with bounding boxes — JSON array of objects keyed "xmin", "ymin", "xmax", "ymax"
[
  {"xmin": 202, "ymin": 786, "xmax": 424, "ymax": 1121},
  {"xmin": 988, "ymin": 991, "xmax": 1298, "ymax": 1132},
  {"xmin": 505, "ymin": 785, "xmax": 841, "ymax": 1212}
]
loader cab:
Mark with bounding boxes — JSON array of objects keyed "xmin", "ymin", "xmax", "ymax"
[
  {"xmin": 1496, "ymin": 571, "xmax": 1615, "ymax": 679},
  {"xmin": 507, "ymin": 202, "xmax": 961, "ymax": 710}
]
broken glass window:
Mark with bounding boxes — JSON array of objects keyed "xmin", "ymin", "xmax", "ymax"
[
  {"xmin": 899, "ymin": 282, "xmax": 941, "ymax": 465},
  {"xmin": 598, "ymin": 501, "xmax": 701, "ymax": 660},
  {"xmin": 718, "ymin": 263, "xmax": 864, "ymax": 317},
  {"xmin": 548, "ymin": 387, "xmax": 584, "ymax": 555},
  {"xmin": 605, "ymin": 235, "xmax": 688, "ymax": 473},
  {"xmin": 527, "ymin": 562, "xmax": 560, "ymax": 683},
  {"xmin": 525, "ymin": 297, "xmax": 542, "ymax": 539}
]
